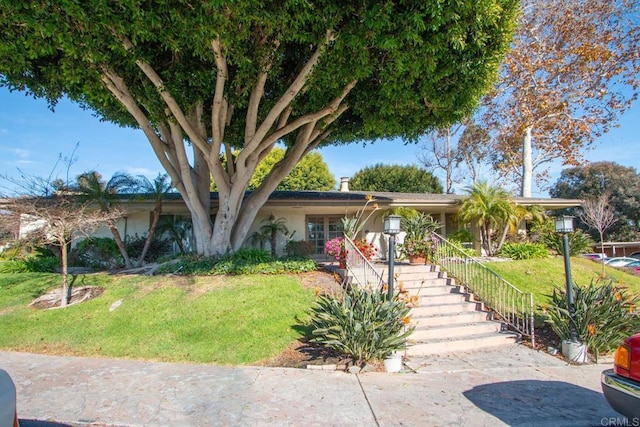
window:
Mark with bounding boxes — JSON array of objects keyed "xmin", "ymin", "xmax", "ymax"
[{"xmin": 306, "ymin": 216, "xmax": 343, "ymax": 254}]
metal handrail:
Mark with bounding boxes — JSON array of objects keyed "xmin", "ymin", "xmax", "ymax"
[
  {"xmin": 430, "ymin": 232, "xmax": 536, "ymax": 347},
  {"xmin": 344, "ymin": 235, "xmax": 386, "ymax": 292}
]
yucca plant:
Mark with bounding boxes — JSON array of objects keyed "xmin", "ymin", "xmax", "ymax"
[
  {"xmin": 308, "ymin": 286, "xmax": 414, "ymax": 365},
  {"xmin": 544, "ymin": 279, "xmax": 640, "ymax": 361}
]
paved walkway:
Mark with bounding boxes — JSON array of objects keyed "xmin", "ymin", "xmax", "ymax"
[{"xmin": 1, "ymin": 345, "xmax": 624, "ymax": 426}]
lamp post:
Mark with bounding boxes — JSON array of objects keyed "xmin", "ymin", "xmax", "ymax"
[
  {"xmin": 384, "ymin": 215, "xmax": 402, "ymax": 300},
  {"xmin": 555, "ymin": 215, "xmax": 578, "ymax": 343}
]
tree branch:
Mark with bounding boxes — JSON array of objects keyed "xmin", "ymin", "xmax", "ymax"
[{"xmin": 118, "ymin": 34, "xmax": 209, "ymax": 155}]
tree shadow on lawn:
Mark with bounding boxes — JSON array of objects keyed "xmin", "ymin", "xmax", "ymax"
[{"xmin": 463, "ymin": 380, "xmax": 620, "ymax": 426}]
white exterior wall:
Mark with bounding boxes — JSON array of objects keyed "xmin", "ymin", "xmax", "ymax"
[{"xmin": 91, "ymin": 211, "xmax": 150, "ymax": 240}]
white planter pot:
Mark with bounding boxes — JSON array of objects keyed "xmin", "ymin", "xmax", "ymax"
[
  {"xmin": 561, "ymin": 340, "xmax": 588, "ymax": 364},
  {"xmin": 383, "ymin": 352, "xmax": 403, "ymax": 372}
]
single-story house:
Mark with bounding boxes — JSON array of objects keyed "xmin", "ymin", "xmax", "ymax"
[{"xmin": 86, "ymin": 178, "xmax": 582, "ymax": 260}]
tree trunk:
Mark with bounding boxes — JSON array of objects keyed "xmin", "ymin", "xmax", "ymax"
[
  {"xmin": 60, "ymin": 239, "xmax": 69, "ymax": 307},
  {"xmin": 110, "ymin": 225, "xmax": 133, "ymax": 269},
  {"xmin": 445, "ymin": 129, "xmax": 453, "ymax": 194},
  {"xmin": 270, "ymin": 230, "xmax": 277, "ymax": 258},
  {"xmin": 521, "ymin": 126, "xmax": 533, "ymax": 197},
  {"xmin": 138, "ymin": 202, "xmax": 162, "ymax": 266}
]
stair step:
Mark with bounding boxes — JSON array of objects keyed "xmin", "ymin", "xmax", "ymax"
[
  {"xmin": 410, "ymin": 311, "xmax": 490, "ymax": 327},
  {"xmin": 410, "ymin": 321, "xmax": 501, "ymax": 340},
  {"xmin": 417, "ymin": 293, "xmax": 468, "ymax": 304},
  {"xmin": 410, "ymin": 302, "xmax": 481, "ymax": 316},
  {"xmin": 397, "ymin": 278, "xmax": 455, "ymax": 289},
  {"xmin": 406, "ymin": 332, "xmax": 518, "ymax": 356},
  {"xmin": 393, "ymin": 271, "xmax": 444, "ymax": 280},
  {"xmin": 400, "ymin": 285, "xmax": 462, "ymax": 296}
]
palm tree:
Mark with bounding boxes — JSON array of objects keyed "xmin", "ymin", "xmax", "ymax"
[
  {"xmin": 156, "ymin": 216, "xmax": 192, "ymax": 254},
  {"xmin": 75, "ymin": 171, "xmax": 137, "ymax": 268},
  {"xmin": 260, "ymin": 215, "xmax": 289, "ymax": 257},
  {"xmin": 134, "ymin": 173, "xmax": 173, "ymax": 265},
  {"xmin": 457, "ymin": 181, "xmax": 516, "ymax": 256}
]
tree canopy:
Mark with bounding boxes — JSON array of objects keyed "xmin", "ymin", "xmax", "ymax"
[
  {"xmin": 349, "ymin": 163, "xmax": 443, "ymax": 193},
  {"xmin": 550, "ymin": 161, "xmax": 640, "ymax": 241},
  {"xmin": 482, "ymin": 0, "xmax": 640, "ymax": 197},
  {"xmin": 0, "ymin": 1, "xmax": 518, "ymax": 255}
]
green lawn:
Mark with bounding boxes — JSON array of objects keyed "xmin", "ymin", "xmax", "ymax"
[
  {"xmin": 0, "ymin": 272, "xmax": 315, "ymax": 365},
  {"xmin": 485, "ymin": 256, "xmax": 640, "ymax": 308}
]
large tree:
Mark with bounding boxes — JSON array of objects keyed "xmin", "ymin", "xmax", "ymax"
[
  {"xmin": 482, "ymin": 0, "xmax": 640, "ymax": 197},
  {"xmin": 550, "ymin": 161, "xmax": 640, "ymax": 241},
  {"xmin": 350, "ymin": 164, "xmax": 443, "ymax": 193},
  {"xmin": 418, "ymin": 119, "xmax": 491, "ymax": 193},
  {"xmin": 218, "ymin": 147, "xmax": 336, "ymax": 191},
  {"xmin": 0, "ymin": 1, "xmax": 518, "ymax": 255}
]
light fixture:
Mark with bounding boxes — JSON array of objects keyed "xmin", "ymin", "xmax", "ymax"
[
  {"xmin": 554, "ymin": 215, "xmax": 575, "ymax": 234},
  {"xmin": 555, "ymin": 215, "xmax": 578, "ymax": 343},
  {"xmin": 384, "ymin": 215, "xmax": 402, "ymax": 235},
  {"xmin": 383, "ymin": 215, "xmax": 402, "ymax": 300}
]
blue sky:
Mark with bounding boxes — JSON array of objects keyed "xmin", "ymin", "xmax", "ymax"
[{"xmin": 1, "ymin": 86, "xmax": 638, "ymax": 197}]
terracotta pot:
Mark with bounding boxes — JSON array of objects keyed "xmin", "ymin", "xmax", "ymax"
[{"xmin": 408, "ymin": 255, "xmax": 426, "ymax": 264}]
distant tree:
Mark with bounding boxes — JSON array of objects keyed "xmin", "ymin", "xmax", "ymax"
[
  {"xmin": 456, "ymin": 181, "xmax": 516, "ymax": 256},
  {"xmin": 419, "ymin": 119, "xmax": 491, "ymax": 193},
  {"xmin": 75, "ymin": 171, "xmax": 137, "ymax": 269},
  {"xmin": 0, "ymin": 1, "xmax": 518, "ymax": 255},
  {"xmin": 482, "ymin": 0, "xmax": 640, "ymax": 197},
  {"xmin": 134, "ymin": 173, "xmax": 173, "ymax": 265},
  {"xmin": 243, "ymin": 148, "xmax": 335, "ymax": 191},
  {"xmin": 580, "ymin": 193, "xmax": 616, "ymax": 275},
  {"xmin": 350, "ymin": 164, "xmax": 443, "ymax": 193},
  {"xmin": 550, "ymin": 162, "xmax": 640, "ymax": 241}
]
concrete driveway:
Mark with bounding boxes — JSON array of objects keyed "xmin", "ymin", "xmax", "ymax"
[{"xmin": 1, "ymin": 345, "xmax": 625, "ymax": 427}]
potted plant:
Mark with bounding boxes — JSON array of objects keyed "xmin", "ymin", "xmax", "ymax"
[{"xmin": 398, "ymin": 212, "xmax": 440, "ymax": 264}]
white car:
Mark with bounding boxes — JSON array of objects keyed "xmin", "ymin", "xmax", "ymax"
[
  {"xmin": 0, "ymin": 369, "xmax": 19, "ymax": 427},
  {"xmin": 603, "ymin": 257, "xmax": 638, "ymax": 267}
]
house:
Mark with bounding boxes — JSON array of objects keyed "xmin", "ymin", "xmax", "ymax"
[{"xmin": 87, "ymin": 178, "xmax": 582, "ymax": 259}]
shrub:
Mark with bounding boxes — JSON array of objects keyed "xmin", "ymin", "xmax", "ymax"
[
  {"xmin": 155, "ymin": 252, "xmax": 317, "ymax": 275},
  {"xmin": 125, "ymin": 233, "xmax": 172, "ymax": 263},
  {"xmin": 0, "ymin": 256, "xmax": 58, "ymax": 273},
  {"xmin": 544, "ymin": 279, "xmax": 640, "ymax": 361},
  {"xmin": 71, "ymin": 237, "xmax": 122, "ymax": 269},
  {"xmin": 540, "ymin": 230, "xmax": 593, "ymax": 256},
  {"xmin": 498, "ymin": 242, "xmax": 550, "ymax": 260},
  {"xmin": 307, "ymin": 286, "xmax": 414, "ymax": 364},
  {"xmin": 23, "ymin": 256, "xmax": 59, "ymax": 272},
  {"xmin": 286, "ymin": 240, "xmax": 315, "ymax": 257},
  {"xmin": 446, "ymin": 229, "xmax": 474, "ymax": 243},
  {"xmin": 228, "ymin": 248, "xmax": 272, "ymax": 263}
]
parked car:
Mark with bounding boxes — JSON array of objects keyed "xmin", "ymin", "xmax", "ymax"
[
  {"xmin": 629, "ymin": 252, "xmax": 640, "ymax": 259},
  {"xmin": 582, "ymin": 253, "xmax": 607, "ymax": 261},
  {"xmin": 0, "ymin": 369, "xmax": 19, "ymax": 427},
  {"xmin": 604, "ymin": 257, "xmax": 638, "ymax": 267},
  {"xmin": 622, "ymin": 260, "xmax": 640, "ymax": 273},
  {"xmin": 602, "ymin": 333, "xmax": 640, "ymax": 419}
]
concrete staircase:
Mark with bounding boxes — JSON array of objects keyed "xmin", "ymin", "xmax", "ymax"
[{"xmin": 390, "ymin": 263, "xmax": 518, "ymax": 356}]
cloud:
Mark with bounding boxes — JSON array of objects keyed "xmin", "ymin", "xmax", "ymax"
[
  {"xmin": 12, "ymin": 148, "xmax": 30, "ymax": 158},
  {"xmin": 126, "ymin": 167, "xmax": 154, "ymax": 175}
]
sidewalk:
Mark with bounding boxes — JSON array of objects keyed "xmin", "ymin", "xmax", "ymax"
[{"xmin": 2, "ymin": 345, "xmax": 622, "ymax": 426}]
